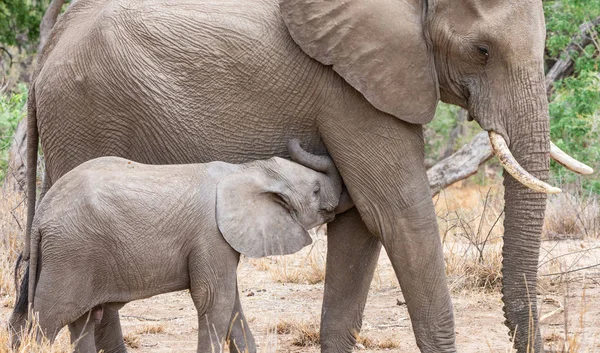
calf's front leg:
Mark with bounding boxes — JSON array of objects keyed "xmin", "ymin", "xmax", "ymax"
[
  {"xmin": 189, "ymin": 249, "xmax": 238, "ymax": 353},
  {"xmin": 227, "ymin": 285, "xmax": 256, "ymax": 353}
]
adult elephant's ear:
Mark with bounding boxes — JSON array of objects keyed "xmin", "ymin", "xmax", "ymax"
[
  {"xmin": 216, "ymin": 168, "xmax": 312, "ymax": 258},
  {"xmin": 280, "ymin": 0, "xmax": 438, "ymax": 124}
]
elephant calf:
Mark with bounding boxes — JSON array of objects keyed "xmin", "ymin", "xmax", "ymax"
[{"xmin": 10, "ymin": 140, "xmax": 342, "ymax": 353}]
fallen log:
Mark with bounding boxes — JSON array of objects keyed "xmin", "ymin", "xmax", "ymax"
[{"xmin": 427, "ymin": 131, "xmax": 493, "ymax": 196}]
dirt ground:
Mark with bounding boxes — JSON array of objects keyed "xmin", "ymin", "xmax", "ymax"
[
  {"xmin": 111, "ymin": 240, "xmax": 600, "ymax": 353},
  {"xmin": 1, "ymin": 183, "xmax": 599, "ymax": 352}
]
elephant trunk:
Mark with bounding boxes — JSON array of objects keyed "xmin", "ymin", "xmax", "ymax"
[
  {"xmin": 499, "ymin": 83, "xmax": 549, "ymax": 352},
  {"xmin": 288, "ymin": 139, "xmax": 350, "ymax": 211},
  {"xmin": 288, "ymin": 139, "xmax": 339, "ymax": 178}
]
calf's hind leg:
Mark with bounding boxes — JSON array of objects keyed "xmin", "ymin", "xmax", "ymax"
[
  {"xmin": 94, "ymin": 307, "xmax": 127, "ymax": 353},
  {"xmin": 69, "ymin": 311, "xmax": 97, "ymax": 353}
]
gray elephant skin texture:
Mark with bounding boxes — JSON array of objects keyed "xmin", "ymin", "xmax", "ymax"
[
  {"xmin": 11, "ymin": 153, "xmax": 341, "ymax": 352},
  {"xmin": 17, "ymin": 0, "xmax": 574, "ymax": 352}
]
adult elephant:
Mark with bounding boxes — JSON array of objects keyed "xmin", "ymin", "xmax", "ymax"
[{"xmin": 20, "ymin": 0, "xmax": 591, "ymax": 352}]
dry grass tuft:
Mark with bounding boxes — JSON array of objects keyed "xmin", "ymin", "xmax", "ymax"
[
  {"xmin": 123, "ymin": 333, "xmax": 141, "ymax": 349},
  {"xmin": 275, "ymin": 321, "xmax": 293, "ymax": 335},
  {"xmin": 356, "ymin": 335, "xmax": 401, "ymax": 349},
  {"xmin": 274, "ymin": 319, "xmax": 320, "ymax": 347},
  {"xmin": 135, "ymin": 324, "xmax": 165, "ymax": 335},
  {"xmin": 0, "ymin": 313, "xmax": 72, "ymax": 352},
  {"xmin": 290, "ymin": 321, "xmax": 320, "ymax": 347}
]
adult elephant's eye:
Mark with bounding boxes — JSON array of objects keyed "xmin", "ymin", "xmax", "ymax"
[{"xmin": 478, "ymin": 46, "xmax": 490, "ymax": 61}]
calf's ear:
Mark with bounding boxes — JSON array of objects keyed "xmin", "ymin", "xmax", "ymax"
[{"xmin": 216, "ymin": 169, "xmax": 312, "ymax": 258}]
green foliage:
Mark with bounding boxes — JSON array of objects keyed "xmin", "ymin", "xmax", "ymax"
[
  {"xmin": 544, "ymin": 0, "xmax": 600, "ymax": 58},
  {"xmin": 549, "ymin": 71, "xmax": 600, "ymax": 191},
  {"xmin": 425, "ymin": 103, "xmax": 460, "ymax": 160},
  {"xmin": 0, "ymin": 0, "xmax": 49, "ymax": 49},
  {"xmin": 545, "ymin": 0, "xmax": 600, "ymax": 192},
  {"xmin": 0, "ymin": 84, "xmax": 27, "ymax": 181}
]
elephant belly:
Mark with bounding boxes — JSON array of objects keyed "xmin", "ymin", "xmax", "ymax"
[{"xmin": 34, "ymin": 0, "xmax": 343, "ymax": 182}]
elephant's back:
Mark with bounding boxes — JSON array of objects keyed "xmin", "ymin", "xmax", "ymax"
[
  {"xmin": 34, "ymin": 157, "xmax": 216, "ymax": 298},
  {"xmin": 35, "ymin": 0, "xmax": 342, "ymax": 182}
]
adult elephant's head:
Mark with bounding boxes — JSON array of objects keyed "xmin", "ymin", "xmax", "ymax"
[{"xmin": 280, "ymin": 0, "xmax": 592, "ymax": 351}]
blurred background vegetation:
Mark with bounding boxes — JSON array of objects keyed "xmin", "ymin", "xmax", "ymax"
[{"xmin": 1, "ymin": 0, "xmax": 599, "ymax": 191}]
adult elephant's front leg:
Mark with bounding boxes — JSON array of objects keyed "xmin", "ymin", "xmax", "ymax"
[
  {"xmin": 320, "ymin": 208, "xmax": 382, "ymax": 351},
  {"xmin": 320, "ymin": 103, "xmax": 456, "ymax": 353}
]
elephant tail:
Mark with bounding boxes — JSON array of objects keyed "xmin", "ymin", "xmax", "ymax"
[
  {"xmin": 23, "ymin": 83, "xmax": 39, "ymax": 262},
  {"xmin": 12, "ymin": 225, "xmax": 40, "ymax": 314},
  {"xmin": 27, "ymin": 226, "xmax": 41, "ymax": 308},
  {"xmin": 12, "ymin": 253, "xmax": 29, "ymax": 316}
]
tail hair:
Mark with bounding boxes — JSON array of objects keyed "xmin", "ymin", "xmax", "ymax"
[{"xmin": 13, "ymin": 254, "xmax": 29, "ymax": 315}]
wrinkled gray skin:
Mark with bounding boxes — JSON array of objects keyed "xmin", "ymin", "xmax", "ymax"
[
  {"xmin": 11, "ymin": 149, "xmax": 342, "ymax": 353},
  {"xmin": 22, "ymin": 0, "xmax": 551, "ymax": 351}
]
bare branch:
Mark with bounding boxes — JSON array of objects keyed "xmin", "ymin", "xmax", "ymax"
[
  {"xmin": 427, "ymin": 131, "xmax": 493, "ymax": 196},
  {"xmin": 541, "ymin": 263, "xmax": 600, "ymax": 277}
]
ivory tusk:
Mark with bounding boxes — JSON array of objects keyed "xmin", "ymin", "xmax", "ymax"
[
  {"xmin": 550, "ymin": 142, "xmax": 594, "ymax": 175},
  {"xmin": 488, "ymin": 132, "xmax": 562, "ymax": 194}
]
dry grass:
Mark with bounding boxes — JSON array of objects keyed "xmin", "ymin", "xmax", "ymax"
[
  {"xmin": 135, "ymin": 324, "xmax": 165, "ymax": 335},
  {"xmin": 435, "ymin": 185, "xmax": 505, "ymax": 292},
  {"xmin": 0, "ymin": 189, "xmax": 25, "ymax": 304},
  {"xmin": 123, "ymin": 332, "xmax": 140, "ymax": 349},
  {"xmin": 544, "ymin": 191, "xmax": 600, "ymax": 240},
  {"xmin": 0, "ymin": 313, "xmax": 72, "ymax": 353},
  {"xmin": 274, "ymin": 321, "xmax": 293, "ymax": 335},
  {"xmin": 290, "ymin": 321, "xmax": 320, "ymax": 347},
  {"xmin": 272, "ymin": 319, "xmax": 320, "ymax": 347},
  {"xmin": 250, "ymin": 226, "xmax": 327, "ymax": 285},
  {"xmin": 274, "ymin": 318, "xmax": 401, "ymax": 350},
  {"xmin": 355, "ymin": 335, "xmax": 401, "ymax": 349}
]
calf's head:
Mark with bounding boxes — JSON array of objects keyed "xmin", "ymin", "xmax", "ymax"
[{"xmin": 216, "ymin": 148, "xmax": 342, "ymax": 258}]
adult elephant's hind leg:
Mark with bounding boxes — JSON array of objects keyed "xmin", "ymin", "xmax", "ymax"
[
  {"xmin": 227, "ymin": 285, "xmax": 256, "ymax": 353},
  {"xmin": 320, "ymin": 207, "xmax": 382, "ymax": 352},
  {"xmin": 94, "ymin": 308, "xmax": 126, "ymax": 353}
]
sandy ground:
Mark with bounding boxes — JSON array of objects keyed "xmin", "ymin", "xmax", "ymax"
[{"xmin": 50, "ymin": 238, "xmax": 597, "ymax": 353}]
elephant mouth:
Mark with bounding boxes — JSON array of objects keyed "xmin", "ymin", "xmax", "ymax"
[{"xmin": 488, "ymin": 131, "xmax": 593, "ymax": 194}]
